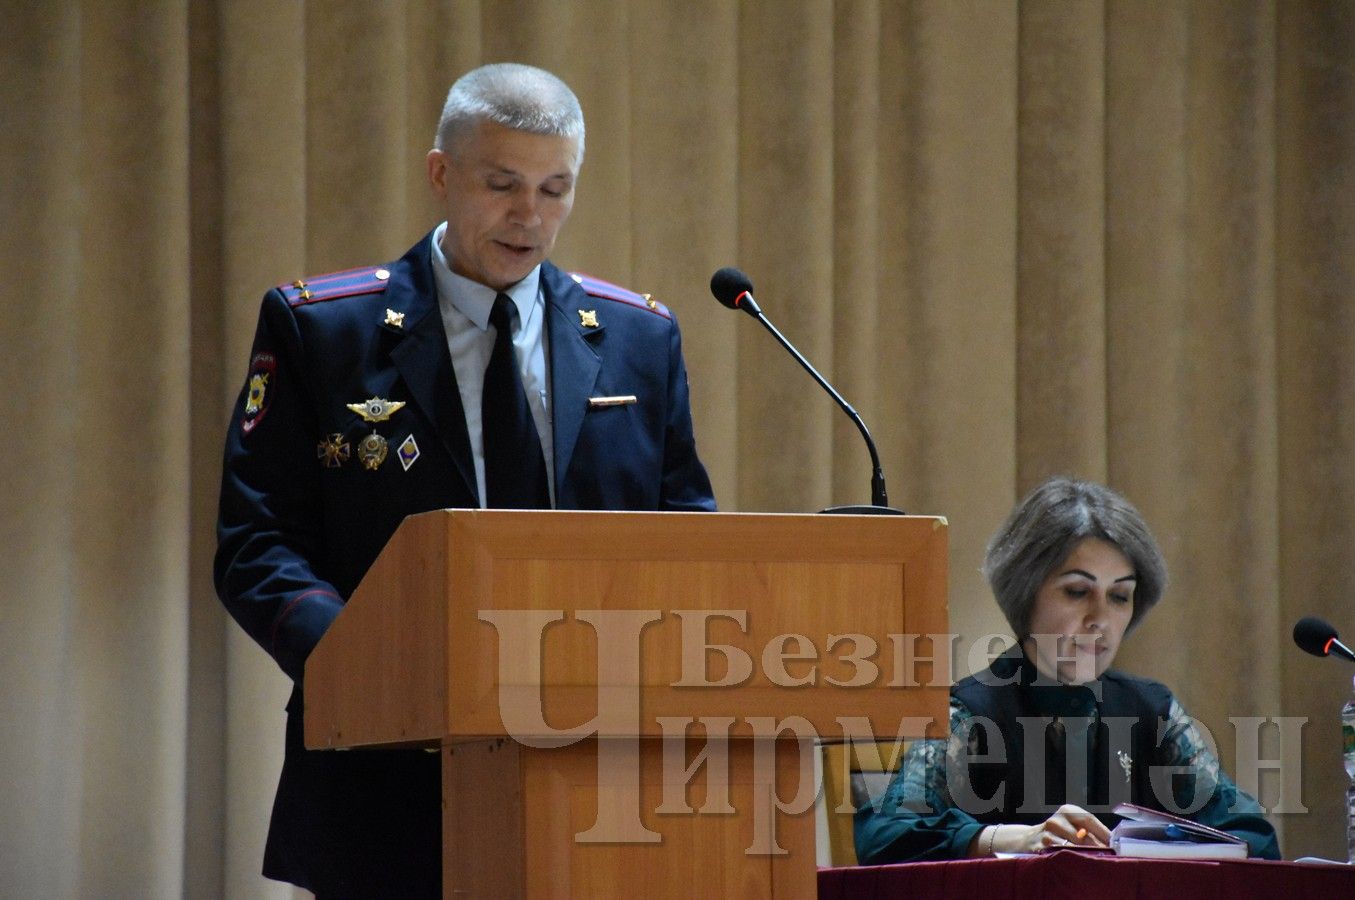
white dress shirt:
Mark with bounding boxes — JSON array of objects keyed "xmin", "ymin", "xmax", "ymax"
[{"xmin": 429, "ymin": 221, "xmax": 555, "ymax": 507}]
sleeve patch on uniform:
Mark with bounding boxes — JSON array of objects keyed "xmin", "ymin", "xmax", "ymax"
[{"xmin": 241, "ymin": 351, "xmax": 276, "ymax": 434}]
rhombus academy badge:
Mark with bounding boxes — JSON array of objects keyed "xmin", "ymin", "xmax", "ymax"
[{"xmin": 241, "ymin": 351, "xmax": 276, "ymax": 434}]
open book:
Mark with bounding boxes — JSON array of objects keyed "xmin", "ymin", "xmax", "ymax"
[{"xmin": 1109, "ymin": 803, "xmax": 1248, "ymax": 859}]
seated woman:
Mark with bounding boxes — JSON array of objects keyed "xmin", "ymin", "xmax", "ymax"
[{"xmin": 855, "ymin": 476, "xmax": 1279, "ymax": 862}]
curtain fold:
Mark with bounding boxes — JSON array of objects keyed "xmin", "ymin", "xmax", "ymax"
[
  {"xmin": 1108, "ymin": 0, "xmax": 1282, "ymax": 780},
  {"xmin": 1016, "ymin": 0, "xmax": 1107, "ymax": 485},
  {"xmin": 1276, "ymin": 0, "xmax": 1355, "ymax": 862},
  {"xmin": 0, "ymin": 7, "xmax": 83, "ymax": 898},
  {"xmin": 68, "ymin": 2, "xmax": 192, "ymax": 895},
  {"xmin": 832, "ymin": 0, "xmax": 883, "ymax": 504},
  {"xmin": 875, "ymin": 0, "xmax": 1021, "ymax": 648},
  {"xmin": 629, "ymin": 0, "xmax": 741, "ymax": 505},
  {"xmin": 1, "ymin": 3, "xmax": 1352, "ymax": 893},
  {"xmin": 737, "ymin": 0, "xmax": 838, "ymax": 513}
]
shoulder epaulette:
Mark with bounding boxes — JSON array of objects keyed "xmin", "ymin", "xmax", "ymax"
[
  {"xmin": 569, "ymin": 272, "xmax": 671, "ymax": 320},
  {"xmin": 279, "ymin": 265, "xmax": 392, "ymax": 307}
]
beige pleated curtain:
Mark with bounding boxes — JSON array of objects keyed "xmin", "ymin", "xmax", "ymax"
[{"xmin": 2, "ymin": 1, "xmax": 1352, "ymax": 896}]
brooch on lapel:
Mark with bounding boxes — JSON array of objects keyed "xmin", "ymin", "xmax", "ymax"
[
  {"xmin": 356, "ymin": 433, "xmax": 389, "ymax": 471},
  {"xmin": 1117, "ymin": 750, "xmax": 1133, "ymax": 784},
  {"xmin": 396, "ymin": 434, "xmax": 420, "ymax": 471},
  {"xmin": 578, "ymin": 309, "xmax": 599, "ymax": 328},
  {"xmin": 346, "ymin": 396, "xmax": 406, "ymax": 423},
  {"xmin": 316, "ymin": 433, "xmax": 350, "ymax": 468}
]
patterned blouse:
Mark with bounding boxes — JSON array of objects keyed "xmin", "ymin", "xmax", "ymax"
[{"xmin": 854, "ymin": 687, "xmax": 1281, "ymax": 863}]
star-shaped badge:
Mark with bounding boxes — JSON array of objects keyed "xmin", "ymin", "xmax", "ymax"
[
  {"xmin": 579, "ymin": 309, "xmax": 599, "ymax": 328},
  {"xmin": 384, "ymin": 308, "xmax": 405, "ymax": 328}
]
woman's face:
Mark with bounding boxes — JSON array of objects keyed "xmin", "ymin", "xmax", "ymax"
[{"xmin": 1021, "ymin": 537, "xmax": 1136, "ymax": 684}]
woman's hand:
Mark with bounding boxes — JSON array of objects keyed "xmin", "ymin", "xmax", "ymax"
[{"xmin": 972, "ymin": 805, "xmax": 1112, "ymax": 856}]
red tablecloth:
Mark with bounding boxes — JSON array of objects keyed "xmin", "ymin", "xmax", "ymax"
[{"xmin": 818, "ymin": 850, "xmax": 1355, "ymax": 900}]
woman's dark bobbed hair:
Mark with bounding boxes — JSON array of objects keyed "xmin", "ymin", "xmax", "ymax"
[{"xmin": 982, "ymin": 476, "xmax": 1167, "ymax": 640}]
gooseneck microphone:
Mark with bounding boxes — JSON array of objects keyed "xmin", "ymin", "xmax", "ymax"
[
  {"xmin": 710, "ymin": 267, "xmax": 901, "ymax": 514},
  {"xmin": 1293, "ymin": 616, "xmax": 1355, "ymax": 663}
]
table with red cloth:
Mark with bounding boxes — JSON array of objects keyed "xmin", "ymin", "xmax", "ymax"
[{"xmin": 818, "ymin": 849, "xmax": 1355, "ymax": 899}]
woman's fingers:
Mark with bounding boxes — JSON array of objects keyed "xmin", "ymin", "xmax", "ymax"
[
  {"xmin": 1038, "ymin": 805, "xmax": 1111, "ymax": 848},
  {"xmin": 1057, "ymin": 804, "xmax": 1112, "ymax": 845},
  {"xmin": 1074, "ymin": 827, "xmax": 1107, "ymax": 848}
]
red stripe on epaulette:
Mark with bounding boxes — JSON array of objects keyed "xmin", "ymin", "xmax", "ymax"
[
  {"xmin": 279, "ymin": 265, "xmax": 391, "ymax": 307},
  {"xmin": 288, "ymin": 284, "xmax": 389, "ymax": 307},
  {"xmin": 290, "ymin": 264, "xmax": 383, "ymax": 288},
  {"xmin": 570, "ymin": 272, "xmax": 671, "ymax": 320}
]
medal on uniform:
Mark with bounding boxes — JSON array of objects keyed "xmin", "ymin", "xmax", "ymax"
[
  {"xmin": 357, "ymin": 432, "xmax": 388, "ymax": 470},
  {"xmin": 397, "ymin": 434, "xmax": 420, "ymax": 471},
  {"xmin": 316, "ymin": 433, "xmax": 351, "ymax": 468},
  {"xmin": 346, "ymin": 396, "xmax": 406, "ymax": 423}
]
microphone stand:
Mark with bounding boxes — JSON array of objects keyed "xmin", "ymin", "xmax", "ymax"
[{"xmin": 747, "ymin": 311, "xmax": 904, "ymax": 516}]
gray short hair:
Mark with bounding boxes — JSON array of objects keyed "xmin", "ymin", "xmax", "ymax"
[
  {"xmin": 982, "ymin": 477, "xmax": 1167, "ymax": 641},
  {"xmin": 434, "ymin": 63, "xmax": 585, "ymax": 163}
]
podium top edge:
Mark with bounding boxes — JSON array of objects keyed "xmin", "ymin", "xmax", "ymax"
[{"xmin": 412, "ymin": 508, "xmax": 947, "ymax": 526}]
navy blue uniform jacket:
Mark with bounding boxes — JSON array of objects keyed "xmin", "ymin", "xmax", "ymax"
[{"xmin": 215, "ymin": 231, "xmax": 716, "ymax": 896}]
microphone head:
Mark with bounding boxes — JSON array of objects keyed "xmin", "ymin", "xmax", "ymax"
[
  {"xmin": 1293, "ymin": 615, "xmax": 1339, "ymax": 657},
  {"xmin": 710, "ymin": 267, "xmax": 756, "ymax": 311}
]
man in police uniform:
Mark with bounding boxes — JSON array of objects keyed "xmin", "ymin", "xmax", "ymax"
[{"xmin": 215, "ymin": 63, "xmax": 715, "ymax": 897}]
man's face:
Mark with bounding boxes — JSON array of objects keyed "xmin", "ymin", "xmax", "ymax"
[{"xmin": 427, "ymin": 119, "xmax": 579, "ymax": 291}]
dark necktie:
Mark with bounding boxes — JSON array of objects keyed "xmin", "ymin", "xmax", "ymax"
[{"xmin": 482, "ymin": 293, "xmax": 550, "ymax": 509}]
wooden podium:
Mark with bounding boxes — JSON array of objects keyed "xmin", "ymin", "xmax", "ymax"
[{"xmin": 305, "ymin": 510, "xmax": 948, "ymax": 898}]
